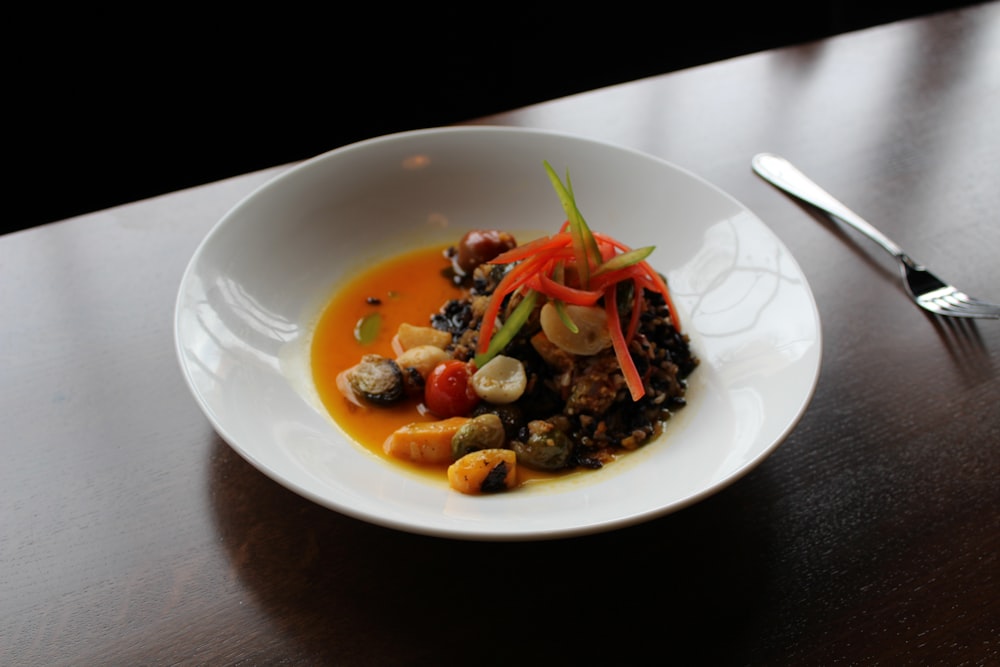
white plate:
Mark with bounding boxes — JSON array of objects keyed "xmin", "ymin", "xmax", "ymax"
[{"xmin": 175, "ymin": 126, "xmax": 822, "ymax": 541}]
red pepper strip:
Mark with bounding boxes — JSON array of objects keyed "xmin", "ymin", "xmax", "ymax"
[
  {"xmin": 476, "ymin": 254, "xmax": 550, "ymax": 354},
  {"xmin": 629, "ymin": 272, "xmax": 670, "ymax": 305},
  {"xmin": 605, "ymin": 285, "xmax": 645, "ymax": 401},
  {"xmin": 590, "ymin": 259, "xmax": 682, "ymax": 332},
  {"xmin": 531, "ymin": 247, "xmax": 580, "ymax": 267},
  {"xmin": 625, "ymin": 279, "xmax": 643, "ymax": 342},
  {"xmin": 557, "ymin": 218, "xmax": 602, "ymax": 261},
  {"xmin": 477, "ymin": 247, "xmax": 577, "ymax": 354},
  {"xmin": 488, "ymin": 252, "xmax": 578, "ymax": 300},
  {"xmin": 639, "ymin": 260, "xmax": 682, "ymax": 330},
  {"xmin": 593, "ymin": 267, "xmax": 644, "ymax": 340},
  {"xmin": 589, "ymin": 262, "xmax": 647, "ymax": 292},
  {"xmin": 489, "ymin": 232, "xmax": 573, "ymax": 264},
  {"xmin": 591, "ymin": 231, "xmax": 632, "ymax": 251},
  {"xmin": 536, "ymin": 272, "xmax": 603, "ymax": 306},
  {"xmin": 477, "ymin": 274, "xmax": 529, "ymax": 355},
  {"xmin": 474, "ymin": 289, "xmax": 538, "ymax": 368},
  {"xmin": 476, "ymin": 294, "xmax": 504, "ymax": 356},
  {"xmin": 598, "ymin": 240, "xmax": 618, "ymax": 263}
]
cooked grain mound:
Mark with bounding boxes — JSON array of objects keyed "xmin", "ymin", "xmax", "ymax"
[{"xmin": 431, "ymin": 261, "xmax": 698, "ymax": 470}]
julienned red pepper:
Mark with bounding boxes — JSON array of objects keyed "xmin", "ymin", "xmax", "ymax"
[
  {"xmin": 474, "ymin": 164, "xmax": 681, "ymax": 392},
  {"xmin": 605, "ymin": 281, "xmax": 646, "ymax": 400},
  {"xmin": 534, "ymin": 271, "xmax": 603, "ymax": 306}
]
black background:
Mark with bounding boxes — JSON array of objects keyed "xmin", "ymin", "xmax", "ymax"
[{"xmin": 5, "ymin": 2, "xmax": 982, "ymax": 234}]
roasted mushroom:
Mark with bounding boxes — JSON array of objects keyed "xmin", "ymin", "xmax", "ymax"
[{"xmin": 347, "ymin": 354, "xmax": 405, "ymax": 405}]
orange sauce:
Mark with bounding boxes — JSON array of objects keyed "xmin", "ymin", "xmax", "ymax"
[
  {"xmin": 311, "ymin": 242, "xmax": 587, "ymax": 486},
  {"xmin": 311, "ymin": 244, "xmax": 464, "ymax": 463}
]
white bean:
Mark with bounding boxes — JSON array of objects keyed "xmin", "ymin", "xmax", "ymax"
[
  {"xmin": 539, "ymin": 302, "xmax": 612, "ymax": 356},
  {"xmin": 471, "ymin": 355, "xmax": 527, "ymax": 404}
]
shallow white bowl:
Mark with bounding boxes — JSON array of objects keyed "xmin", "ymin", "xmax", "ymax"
[{"xmin": 175, "ymin": 126, "xmax": 822, "ymax": 540}]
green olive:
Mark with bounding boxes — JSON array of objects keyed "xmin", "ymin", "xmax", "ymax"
[
  {"xmin": 511, "ymin": 419, "xmax": 573, "ymax": 470},
  {"xmin": 451, "ymin": 413, "xmax": 507, "ymax": 460}
]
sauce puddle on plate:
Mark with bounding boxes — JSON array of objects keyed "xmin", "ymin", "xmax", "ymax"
[{"xmin": 310, "ymin": 242, "xmax": 577, "ymax": 487}]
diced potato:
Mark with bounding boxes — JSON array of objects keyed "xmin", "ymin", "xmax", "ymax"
[
  {"xmin": 396, "ymin": 344, "xmax": 452, "ymax": 379},
  {"xmin": 393, "ymin": 323, "xmax": 452, "ymax": 353},
  {"xmin": 383, "ymin": 417, "xmax": 469, "ymax": 464},
  {"xmin": 447, "ymin": 449, "xmax": 518, "ymax": 494}
]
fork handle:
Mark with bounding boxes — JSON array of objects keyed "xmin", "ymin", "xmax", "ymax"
[{"xmin": 752, "ymin": 153, "xmax": 909, "ymax": 263}]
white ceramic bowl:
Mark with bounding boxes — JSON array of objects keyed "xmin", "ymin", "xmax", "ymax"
[{"xmin": 175, "ymin": 126, "xmax": 822, "ymax": 540}]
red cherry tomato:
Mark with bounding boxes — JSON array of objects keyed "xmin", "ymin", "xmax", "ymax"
[{"xmin": 424, "ymin": 360, "xmax": 480, "ymax": 418}]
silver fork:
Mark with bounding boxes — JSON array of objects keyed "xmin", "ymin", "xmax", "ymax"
[{"xmin": 752, "ymin": 153, "xmax": 1000, "ymax": 320}]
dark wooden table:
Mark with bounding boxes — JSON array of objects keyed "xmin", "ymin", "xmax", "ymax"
[{"xmin": 3, "ymin": 4, "xmax": 998, "ymax": 664}]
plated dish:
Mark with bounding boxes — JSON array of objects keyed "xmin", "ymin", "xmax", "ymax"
[
  {"xmin": 317, "ymin": 164, "xmax": 701, "ymax": 495},
  {"xmin": 174, "ymin": 126, "xmax": 822, "ymax": 540}
]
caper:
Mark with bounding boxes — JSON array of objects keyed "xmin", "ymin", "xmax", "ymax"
[
  {"xmin": 511, "ymin": 419, "xmax": 574, "ymax": 470},
  {"xmin": 347, "ymin": 354, "xmax": 404, "ymax": 405},
  {"xmin": 451, "ymin": 413, "xmax": 506, "ymax": 460}
]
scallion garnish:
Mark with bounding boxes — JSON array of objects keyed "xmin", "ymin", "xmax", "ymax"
[{"xmin": 472, "ymin": 163, "xmax": 682, "ymax": 401}]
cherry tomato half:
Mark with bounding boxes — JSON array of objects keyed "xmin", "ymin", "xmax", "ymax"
[{"xmin": 424, "ymin": 360, "xmax": 480, "ymax": 418}]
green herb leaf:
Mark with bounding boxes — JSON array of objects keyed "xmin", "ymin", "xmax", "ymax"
[
  {"xmin": 549, "ymin": 264, "xmax": 580, "ymax": 333},
  {"xmin": 565, "ymin": 172, "xmax": 603, "ymax": 263},
  {"xmin": 544, "ymin": 161, "xmax": 601, "ymax": 288},
  {"xmin": 354, "ymin": 312, "xmax": 382, "ymax": 345},
  {"xmin": 553, "ymin": 299, "xmax": 580, "ymax": 333},
  {"xmin": 593, "ymin": 246, "xmax": 656, "ymax": 275},
  {"xmin": 474, "ymin": 290, "xmax": 538, "ymax": 367}
]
